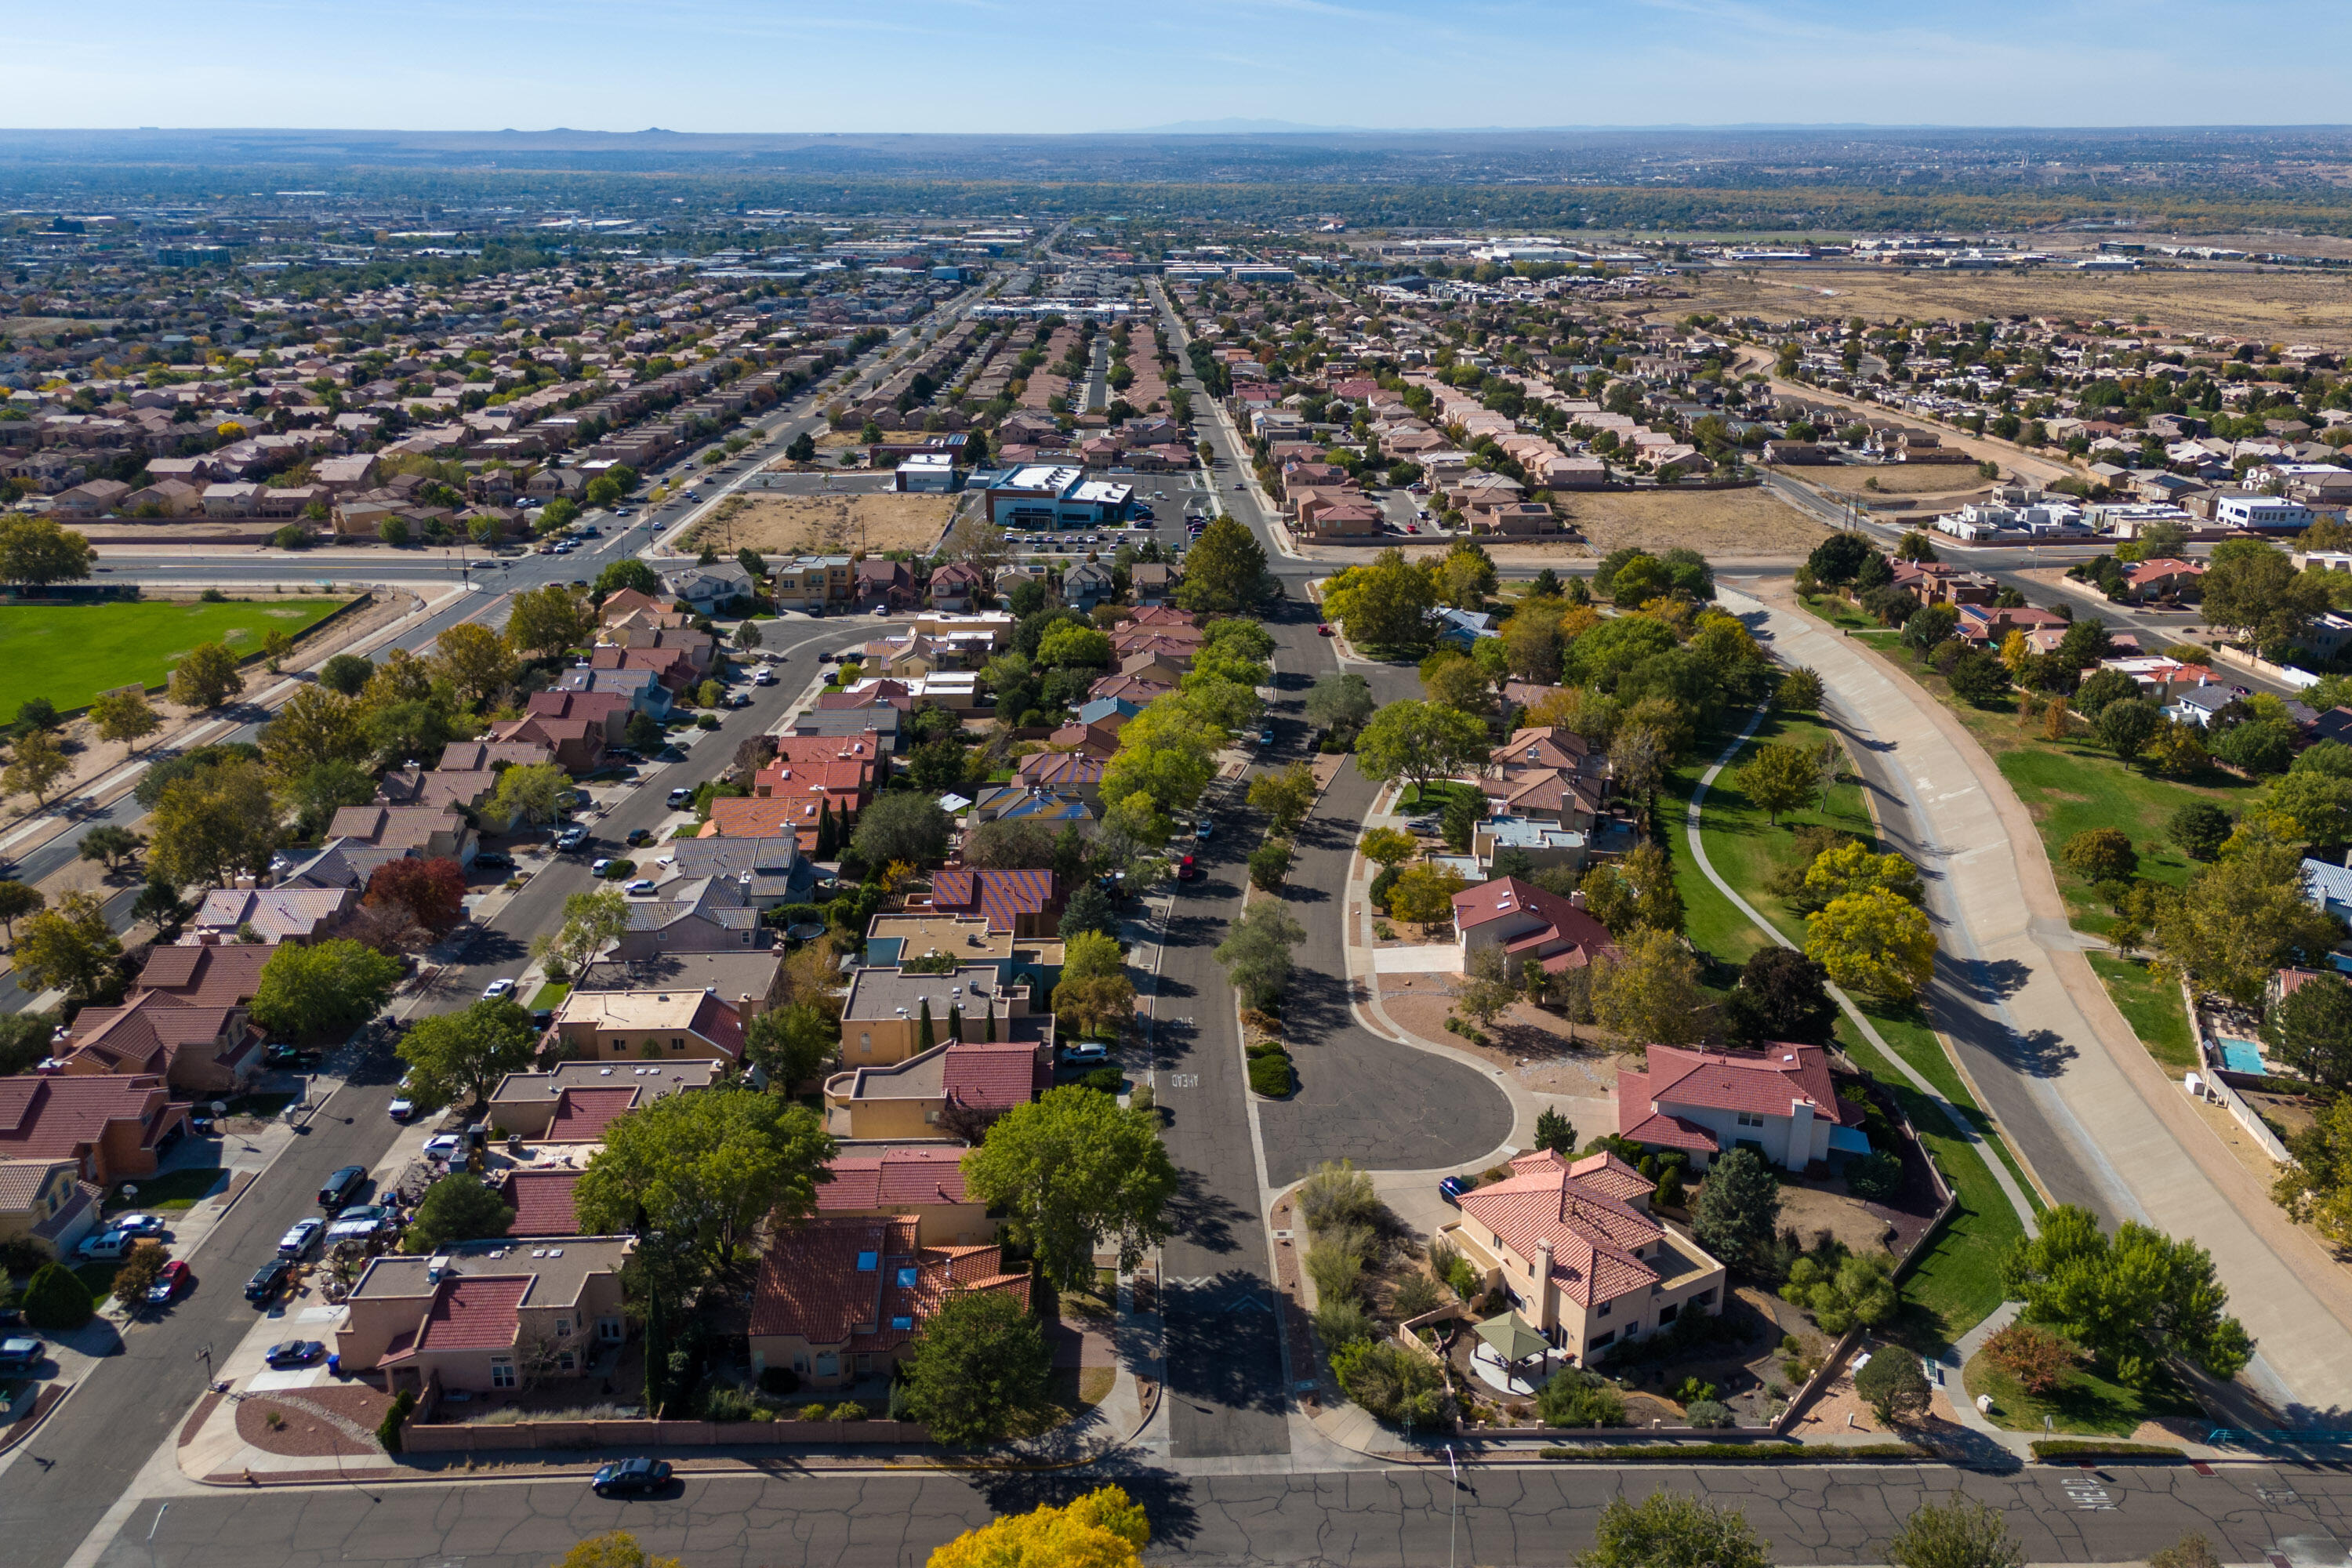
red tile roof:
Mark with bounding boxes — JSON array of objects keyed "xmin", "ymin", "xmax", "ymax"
[
  {"xmin": 0, "ymin": 1075, "xmax": 183, "ymax": 1176},
  {"xmin": 546, "ymin": 1087, "xmax": 641, "ymax": 1142},
  {"xmin": 1450, "ymin": 877, "xmax": 1617, "ymax": 972},
  {"xmin": 748, "ymin": 1214, "xmax": 1027, "ymax": 1353},
  {"xmin": 1636, "ymin": 1043, "xmax": 1863, "ymax": 1125},
  {"xmin": 820, "ymin": 1147, "xmax": 971, "ymax": 1213},
  {"xmin": 927, "ymin": 868, "xmax": 1057, "ymax": 931},
  {"xmin": 134, "ymin": 942, "xmax": 277, "ymax": 1007},
  {"xmin": 1455, "ymin": 1149, "xmax": 1666, "ymax": 1308},
  {"xmin": 1492, "ymin": 727, "xmax": 1592, "ymax": 771},
  {"xmin": 417, "ymin": 1275, "xmax": 529, "ymax": 1351},
  {"xmin": 504, "ymin": 1170, "xmax": 583, "ymax": 1236},
  {"xmin": 1613, "ymin": 1069, "xmax": 1720, "ymax": 1154},
  {"xmin": 941, "ymin": 1044, "xmax": 1046, "ymax": 1112}
]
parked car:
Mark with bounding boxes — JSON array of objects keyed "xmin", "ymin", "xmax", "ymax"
[
  {"xmin": 263, "ymin": 1340, "xmax": 325, "ymax": 1369},
  {"xmin": 422, "ymin": 1134, "xmax": 464, "ymax": 1161},
  {"xmin": 111, "ymin": 1212, "xmax": 166, "ymax": 1238},
  {"xmin": 532, "ymin": 1008, "xmax": 555, "ymax": 1031},
  {"xmin": 474, "ymin": 852, "xmax": 514, "ymax": 871},
  {"xmin": 147, "ymin": 1260, "xmax": 191, "ymax": 1305},
  {"xmin": 481, "ymin": 978, "xmax": 516, "ymax": 1000},
  {"xmin": 724, "ymin": 691, "xmax": 753, "ymax": 708},
  {"xmin": 1439, "ymin": 1174, "xmax": 1473, "ymax": 1206},
  {"xmin": 264, "ymin": 1044, "xmax": 321, "ymax": 1069},
  {"xmin": 590, "ymin": 857, "xmax": 615, "ymax": 876},
  {"xmin": 1317, "ymin": 623, "xmax": 1335, "ymax": 637},
  {"xmin": 245, "ymin": 1259, "xmax": 292, "ymax": 1305},
  {"xmin": 592, "ymin": 1457, "xmax": 673, "ymax": 1498},
  {"xmin": 1193, "ymin": 818, "xmax": 1214, "ymax": 840},
  {"xmin": 0, "ymin": 1336, "xmax": 42, "ymax": 1373},
  {"xmin": 667, "ymin": 788, "xmax": 694, "ymax": 808},
  {"xmin": 318, "ymin": 1165, "xmax": 366, "ymax": 1211},
  {"xmin": 278, "ymin": 1218, "xmax": 324, "ymax": 1258},
  {"xmin": 1175, "ymin": 855, "xmax": 1200, "ymax": 882},
  {"xmin": 1061, "ymin": 1043, "xmax": 1109, "ymax": 1065},
  {"xmin": 387, "ymin": 1091, "xmax": 414, "ymax": 1121},
  {"xmin": 625, "ymin": 879, "xmax": 656, "ymax": 896},
  {"xmin": 624, "ymin": 828, "xmax": 653, "ymax": 848},
  {"xmin": 76, "ymin": 1231, "xmax": 132, "ymax": 1261},
  {"xmin": 556, "ymin": 826, "xmax": 588, "ymax": 851},
  {"xmin": 751, "ymin": 669, "xmax": 775, "ymax": 685}
]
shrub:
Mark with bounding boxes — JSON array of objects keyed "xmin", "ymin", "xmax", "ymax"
[
  {"xmin": 1389, "ymin": 1271, "xmax": 1444, "ymax": 1320},
  {"xmin": 1248, "ymin": 838, "xmax": 1294, "ymax": 891},
  {"xmin": 1684, "ymin": 1399, "xmax": 1737, "ymax": 1428},
  {"xmin": 695, "ymin": 713, "xmax": 720, "ymax": 730},
  {"xmin": 1330, "ymin": 1339, "xmax": 1448, "ymax": 1428},
  {"xmin": 1314, "ymin": 1297, "xmax": 1375, "ymax": 1348},
  {"xmin": 830, "ymin": 1400, "xmax": 868, "ymax": 1421},
  {"xmin": 601, "ymin": 858, "xmax": 637, "ymax": 880},
  {"xmin": 1843, "ymin": 1150, "xmax": 1904, "ymax": 1203},
  {"xmin": 1305, "ymin": 1225, "xmax": 1372, "ymax": 1303},
  {"xmin": 1367, "ymin": 864, "xmax": 1400, "ymax": 913},
  {"xmin": 1296, "ymin": 1159, "xmax": 1381, "ymax": 1235},
  {"xmin": 1855, "ymin": 1348, "xmax": 1931, "ymax": 1426},
  {"xmin": 702, "ymin": 1384, "xmax": 765, "ymax": 1422},
  {"xmin": 1080, "ymin": 1066, "xmax": 1123, "ymax": 1094},
  {"xmin": 377, "ymin": 1388, "xmax": 417, "ymax": 1454},
  {"xmin": 1248, "ymin": 1051, "xmax": 1294, "ymax": 1098},
  {"xmin": 1537, "ymin": 1369, "xmax": 1626, "ymax": 1428},
  {"xmin": 21, "ymin": 1261, "xmax": 92, "ymax": 1331},
  {"xmin": 1982, "ymin": 1322, "xmax": 2079, "ymax": 1396},
  {"xmin": 1653, "ymin": 1166, "xmax": 1686, "ymax": 1207}
]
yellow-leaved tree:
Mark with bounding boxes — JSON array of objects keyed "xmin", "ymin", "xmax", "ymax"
[{"xmin": 927, "ymin": 1486, "xmax": 1150, "ymax": 1568}]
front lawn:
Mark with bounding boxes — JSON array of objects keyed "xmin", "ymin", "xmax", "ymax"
[
  {"xmin": 529, "ymin": 982, "xmax": 572, "ymax": 1012},
  {"xmin": 0, "ymin": 597, "xmax": 350, "ymax": 716},
  {"xmin": 1963, "ymin": 1345, "xmax": 2201, "ymax": 1436},
  {"xmin": 104, "ymin": 1165, "xmax": 227, "ymax": 1213},
  {"xmin": 2085, "ymin": 953, "xmax": 2196, "ymax": 1072}
]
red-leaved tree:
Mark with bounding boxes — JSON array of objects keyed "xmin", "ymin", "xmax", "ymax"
[
  {"xmin": 1983, "ymin": 1321, "xmax": 2078, "ymax": 1395},
  {"xmin": 364, "ymin": 857, "xmax": 468, "ymax": 936}
]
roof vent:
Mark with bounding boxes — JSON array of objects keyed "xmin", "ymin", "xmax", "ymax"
[
  {"xmin": 599, "ymin": 1067, "xmax": 612, "ymax": 1076},
  {"xmin": 1781, "ymin": 1053, "xmax": 1796, "ymax": 1063}
]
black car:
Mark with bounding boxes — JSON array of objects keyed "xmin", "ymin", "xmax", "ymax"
[
  {"xmin": 245, "ymin": 1258, "xmax": 292, "ymax": 1305},
  {"xmin": 318, "ymin": 1165, "xmax": 366, "ymax": 1212},
  {"xmin": 474, "ymin": 852, "xmax": 514, "ymax": 871},
  {"xmin": 592, "ymin": 1457, "xmax": 673, "ymax": 1497},
  {"xmin": 264, "ymin": 1044, "xmax": 321, "ymax": 1069}
]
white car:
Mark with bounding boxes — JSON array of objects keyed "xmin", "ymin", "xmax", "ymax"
[
  {"xmin": 625, "ymin": 879, "xmax": 657, "ymax": 896},
  {"xmin": 111, "ymin": 1212, "xmax": 166, "ymax": 1238},
  {"xmin": 1061, "ymin": 1043, "xmax": 1110, "ymax": 1066},
  {"xmin": 751, "ymin": 670, "xmax": 775, "ymax": 685},
  {"xmin": 422, "ymin": 1134, "xmax": 465, "ymax": 1161},
  {"xmin": 482, "ymin": 978, "xmax": 516, "ymax": 1000},
  {"xmin": 278, "ymin": 1218, "xmax": 324, "ymax": 1258},
  {"xmin": 591, "ymin": 858, "xmax": 614, "ymax": 876}
]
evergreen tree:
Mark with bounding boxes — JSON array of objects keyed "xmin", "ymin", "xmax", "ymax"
[
  {"xmin": 814, "ymin": 800, "xmax": 838, "ymax": 859},
  {"xmin": 948, "ymin": 1003, "xmax": 964, "ymax": 1042},
  {"xmin": 918, "ymin": 997, "xmax": 935, "ymax": 1051}
]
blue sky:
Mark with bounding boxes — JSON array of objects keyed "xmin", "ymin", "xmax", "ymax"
[{"xmin": 13, "ymin": 1, "xmax": 2347, "ymax": 133}]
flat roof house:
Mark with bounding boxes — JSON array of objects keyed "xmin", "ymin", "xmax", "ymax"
[
  {"xmin": 488, "ymin": 1059, "xmax": 724, "ymax": 1142},
  {"xmin": 335, "ymin": 1238, "xmax": 634, "ymax": 1393}
]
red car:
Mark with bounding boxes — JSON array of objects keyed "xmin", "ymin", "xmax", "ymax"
[
  {"xmin": 1175, "ymin": 855, "xmax": 1201, "ymax": 882},
  {"xmin": 147, "ymin": 1259, "xmax": 191, "ymax": 1306},
  {"xmin": 1316, "ymin": 623, "xmax": 1335, "ymax": 636}
]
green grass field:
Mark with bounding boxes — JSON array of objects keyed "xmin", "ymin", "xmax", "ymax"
[
  {"xmin": 0, "ymin": 597, "xmax": 348, "ymax": 715},
  {"xmin": 1963, "ymin": 1347, "xmax": 2200, "ymax": 1436}
]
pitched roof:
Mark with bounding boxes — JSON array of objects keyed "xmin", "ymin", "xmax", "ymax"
[
  {"xmin": 927, "ymin": 868, "xmax": 1058, "ymax": 930},
  {"xmin": 133, "ymin": 942, "xmax": 276, "ymax": 1008},
  {"xmin": 748, "ymin": 1214, "xmax": 1027, "ymax": 1354},
  {"xmin": 504, "ymin": 1170, "xmax": 583, "ymax": 1236},
  {"xmin": 1450, "ymin": 877, "xmax": 1618, "ymax": 972},
  {"xmin": 545, "ymin": 1086, "xmax": 642, "ymax": 1142},
  {"xmin": 1493, "ymin": 727, "xmax": 1593, "ymax": 770},
  {"xmin": 0, "ymin": 1076, "xmax": 180, "ymax": 1169},
  {"xmin": 940, "ymin": 1043, "xmax": 1048, "ymax": 1112},
  {"xmin": 1455, "ymin": 1149, "xmax": 1668, "ymax": 1308},
  {"xmin": 819, "ymin": 1146, "xmax": 971, "ymax": 1212},
  {"xmin": 417, "ymin": 1274, "xmax": 529, "ymax": 1351},
  {"xmin": 1638, "ymin": 1043, "xmax": 1863, "ymax": 1125}
]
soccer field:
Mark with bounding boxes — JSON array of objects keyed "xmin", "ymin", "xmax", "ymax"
[{"xmin": 0, "ymin": 597, "xmax": 350, "ymax": 717}]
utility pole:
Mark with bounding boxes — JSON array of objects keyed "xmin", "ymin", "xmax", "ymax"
[{"xmin": 1446, "ymin": 1444, "xmax": 1461, "ymax": 1568}]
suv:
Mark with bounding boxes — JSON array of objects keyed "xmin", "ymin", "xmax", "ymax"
[
  {"xmin": 318, "ymin": 1165, "xmax": 365, "ymax": 1212},
  {"xmin": 0, "ymin": 1336, "xmax": 41, "ymax": 1373}
]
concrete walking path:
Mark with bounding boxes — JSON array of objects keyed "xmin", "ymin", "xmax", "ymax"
[{"xmin": 1725, "ymin": 585, "xmax": 2352, "ymax": 1418}]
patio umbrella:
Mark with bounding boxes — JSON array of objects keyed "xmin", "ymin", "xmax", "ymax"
[{"xmin": 1473, "ymin": 1311, "xmax": 1550, "ymax": 1367}]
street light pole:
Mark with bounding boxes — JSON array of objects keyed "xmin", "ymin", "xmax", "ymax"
[{"xmin": 1446, "ymin": 1443, "xmax": 1460, "ymax": 1568}]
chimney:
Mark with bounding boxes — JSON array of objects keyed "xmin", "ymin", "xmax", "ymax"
[
  {"xmin": 1568, "ymin": 889, "xmax": 1587, "ymax": 909},
  {"xmin": 1537, "ymin": 1236, "xmax": 1555, "ymax": 1276}
]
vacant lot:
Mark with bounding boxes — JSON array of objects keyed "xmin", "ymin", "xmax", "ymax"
[
  {"xmin": 694, "ymin": 492, "xmax": 956, "ymax": 557},
  {"xmin": 1566, "ymin": 485, "xmax": 1827, "ymax": 559},
  {"xmin": 1675, "ymin": 263, "xmax": 2352, "ymax": 347},
  {"xmin": 1798, "ymin": 463, "xmax": 1988, "ymax": 498},
  {"xmin": 0, "ymin": 597, "xmax": 348, "ymax": 714}
]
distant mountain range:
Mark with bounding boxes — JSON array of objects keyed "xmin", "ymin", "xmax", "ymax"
[{"xmin": 1118, "ymin": 118, "xmax": 1370, "ymax": 136}]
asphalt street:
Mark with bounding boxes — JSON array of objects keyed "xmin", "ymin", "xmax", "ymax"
[{"xmin": 91, "ymin": 1459, "xmax": 2352, "ymax": 1567}]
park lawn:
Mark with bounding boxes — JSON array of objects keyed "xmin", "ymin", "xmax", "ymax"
[
  {"xmin": 1685, "ymin": 710, "xmax": 1878, "ymax": 952},
  {"xmin": 2086, "ymin": 953, "xmax": 2197, "ymax": 1072},
  {"xmin": 0, "ymin": 597, "xmax": 348, "ymax": 716},
  {"xmin": 1963, "ymin": 1347, "xmax": 2201, "ymax": 1437},
  {"xmin": 1797, "ymin": 590, "xmax": 1883, "ymax": 635}
]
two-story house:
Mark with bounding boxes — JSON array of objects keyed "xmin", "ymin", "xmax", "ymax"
[
  {"xmin": 335, "ymin": 1239, "xmax": 634, "ymax": 1394},
  {"xmin": 1615, "ymin": 1042, "xmax": 1872, "ymax": 1171},
  {"xmin": 746, "ymin": 1214, "xmax": 1027, "ymax": 1390}
]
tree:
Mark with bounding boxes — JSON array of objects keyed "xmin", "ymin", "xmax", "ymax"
[
  {"xmin": 280, "ymin": 757, "xmax": 376, "ymax": 839},
  {"xmin": 398, "ymin": 1000, "xmax": 539, "ymax": 1112},
  {"xmin": 258, "ymin": 684, "xmax": 365, "ymax": 779},
  {"xmin": 901, "ymin": 1288, "xmax": 1056, "ymax": 1448},
  {"xmin": 941, "ymin": 514, "xmax": 1013, "ymax": 574},
  {"xmin": 574, "ymin": 1088, "xmax": 835, "ymax": 1274},
  {"xmin": 1457, "ymin": 946, "xmax": 1519, "ymax": 1033},
  {"xmin": 2000, "ymin": 1203, "xmax": 2253, "ymax": 1381},
  {"xmin": 2263, "ymin": 768, "xmax": 2352, "ymax": 851},
  {"xmin": 557, "ymin": 1534, "xmax": 684, "ymax": 1568},
  {"xmin": 1321, "ymin": 548, "xmax": 1436, "ymax": 651},
  {"xmin": 1305, "ymin": 671, "xmax": 1376, "ymax": 735},
  {"xmin": 1173, "ymin": 517, "xmax": 1266, "ymax": 614},
  {"xmin": 1806, "ymin": 532, "xmax": 1876, "ymax": 588},
  {"xmin": 1057, "ymin": 879, "xmax": 1119, "ymax": 942},
  {"xmin": 2154, "ymin": 839, "xmax": 2343, "ymax": 1004},
  {"xmin": 492, "ymin": 760, "xmax": 570, "ymax": 828},
  {"xmin": 1580, "ymin": 840, "xmax": 1683, "ymax": 935},
  {"xmin": 434, "ymin": 622, "xmax": 514, "ymax": 709},
  {"xmin": 0, "ymin": 880, "xmax": 43, "ymax": 943},
  {"xmin": 148, "ymin": 757, "xmax": 276, "ymax": 889},
  {"xmin": 1534, "ymin": 1108, "xmax": 1577, "ymax": 1156},
  {"xmin": 785, "ymin": 430, "xmax": 818, "ymax": 463},
  {"xmin": 1723, "ymin": 946, "xmax": 1837, "ymax": 1046},
  {"xmin": 1353, "ymin": 700, "xmax": 1489, "ymax": 796},
  {"xmin": 1576, "ymin": 1491, "xmax": 1771, "ymax": 1568},
  {"xmin": 505, "ymin": 583, "xmax": 595, "ymax": 659},
  {"xmin": 166, "ymin": 641, "xmax": 245, "ymax": 710},
  {"xmin": 20, "ymin": 1260, "xmax": 93, "ymax": 1332},
  {"xmin": 1214, "ymin": 899, "xmax": 1305, "ymax": 1007},
  {"xmin": 0, "ymin": 517, "xmax": 96, "ymax": 586},
  {"xmin": 2161, "ymin": 801, "xmax": 2230, "ymax": 864},
  {"xmin": 404, "ymin": 1173, "xmax": 515, "ymax": 1254},
  {"xmin": 1247, "ymin": 763, "xmax": 1318, "ymax": 835},
  {"xmin": 742, "ymin": 1002, "xmax": 837, "ymax": 1089},
  {"xmin": 2061, "ymin": 827, "xmax": 2137, "ymax": 884},
  {"xmin": 2203, "ymin": 541, "xmax": 2326, "ymax": 644},
  {"xmin": 363, "ymin": 856, "xmax": 467, "ymax": 939},
  {"xmin": 2265, "ymin": 971, "xmax": 2352, "ymax": 1092},
  {"xmin": 1357, "ymin": 826, "xmax": 1418, "ymax": 869},
  {"xmin": 2095, "ymin": 698, "xmax": 2161, "ymax": 763},
  {"xmin": 12, "ymin": 891, "xmax": 121, "ymax": 1000},
  {"xmin": 1802, "ymin": 841, "xmax": 1923, "ymax": 908},
  {"xmin": 1981, "ymin": 1322, "xmax": 2079, "ymax": 1396},
  {"xmin": 1036, "ymin": 622, "xmax": 1113, "ymax": 668},
  {"xmin": 1592, "ymin": 924, "xmax": 1704, "ymax": 1047},
  {"xmin": 1691, "ymin": 1146, "xmax": 1781, "ymax": 1269},
  {"xmin": 595, "ymin": 558, "xmax": 662, "ymax": 599},
  {"xmin": 1388, "ymin": 862, "xmax": 1469, "ymax": 924},
  {"xmin": 1855, "ymin": 1348, "xmax": 1932, "ymax": 1425},
  {"xmin": 112, "ymin": 1238, "xmax": 169, "ymax": 1311},
  {"xmin": 89, "ymin": 689, "xmax": 161, "ymax": 753},
  {"xmin": 848, "ymin": 791, "xmax": 951, "ymax": 868},
  {"xmin": 250, "ymin": 939, "xmax": 404, "ymax": 1042},
  {"xmin": 3, "ymin": 728, "xmax": 71, "ymax": 807},
  {"xmin": 964, "ymin": 1084, "xmax": 1174, "ymax": 1287},
  {"xmin": 1735, "ymin": 742, "xmax": 1821, "ymax": 826},
  {"xmin": 1806, "ymin": 887, "xmax": 1936, "ymax": 1002},
  {"xmin": 927, "ymin": 1487, "xmax": 1146, "ymax": 1568},
  {"xmin": 2147, "ymin": 1536, "xmax": 2223, "ymax": 1568},
  {"xmin": 78, "ymin": 824, "xmax": 145, "ymax": 875},
  {"xmin": 1947, "ymin": 650, "xmax": 2011, "ymax": 706},
  {"xmin": 1886, "ymin": 1496, "xmax": 2022, "ymax": 1568}
]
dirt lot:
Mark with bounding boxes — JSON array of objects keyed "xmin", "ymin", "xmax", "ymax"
[
  {"xmin": 1672, "ymin": 263, "xmax": 2352, "ymax": 347},
  {"xmin": 692, "ymin": 492, "xmax": 956, "ymax": 557},
  {"xmin": 1798, "ymin": 463, "xmax": 1988, "ymax": 498},
  {"xmin": 1563, "ymin": 485, "xmax": 1828, "ymax": 560}
]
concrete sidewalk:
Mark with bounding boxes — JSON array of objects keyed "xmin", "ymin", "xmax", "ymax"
[{"xmin": 1726, "ymin": 584, "xmax": 2352, "ymax": 1417}]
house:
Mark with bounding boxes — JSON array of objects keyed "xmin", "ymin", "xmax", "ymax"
[
  {"xmin": 128, "ymin": 942, "xmax": 276, "ymax": 1010},
  {"xmin": 487, "ymin": 1059, "xmax": 724, "ymax": 1142},
  {"xmin": 2122, "ymin": 557, "xmax": 2206, "ymax": 603},
  {"xmin": 0, "ymin": 1157, "xmax": 102, "ymax": 1259},
  {"xmin": 862, "ymin": 914, "xmax": 1064, "ymax": 997},
  {"xmin": 2303, "ymin": 856, "xmax": 2352, "ymax": 925},
  {"xmin": 857, "ymin": 557, "xmax": 917, "ymax": 609},
  {"xmin": 1472, "ymin": 815, "xmax": 1589, "ymax": 873},
  {"xmin": 746, "ymin": 1214, "xmax": 1028, "ymax": 1388},
  {"xmin": 818, "ymin": 1145, "xmax": 990, "ymax": 1245},
  {"xmin": 1451, "ymin": 877, "xmax": 1619, "ymax": 978},
  {"xmin": 1131, "ymin": 563, "xmax": 1178, "ymax": 605},
  {"xmin": 55, "ymin": 993, "xmax": 263, "ymax": 1096},
  {"xmin": 574, "ymin": 949, "xmax": 785, "ymax": 1019},
  {"xmin": 326, "ymin": 804, "xmax": 477, "ymax": 866},
  {"xmin": 609, "ymin": 877, "xmax": 771, "ymax": 958},
  {"xmin": 928, "ymin": 561, "xmax": 984, "ymax": 612},
  {"xmin": 662, "ymin": 562, "xmax": 754, "ymax": 613},
  {"xmin": 1616, "ymin": 1042, "xmax": 1871, "ymax": 1171},
  {"xmin": 838, "ymin": 964, "xmax": 1043, "ymax": 1067},
  {"xmin": 791, "ymin": 708, "xmax": 903, "ymax": 752},
  {"xmin": 2166, "ymin": 685, "xmax": 2241, "ymax": 729},
  {"xmin": 1434, "ymin": 1149, "xmax": 1726, "ymax": 1364},
  {"xmin": 597, "ymin": 587, "xmax": 676, "ymax": 626},
  {"xmin": 185, "ymin": 887, "xmax": 357, "ymax": 946},
  {"xmin": 543, "ymin": 989, "xmax": 749, "ymax": 1069},
  {"xmin": 590, "ymin": 644, "xmax": 699, "ymax": 694},
  {"xmin": 501, "ymin": 1167, "xmax": 584, "ymax": 1237},
  {"xmin": 919, "ymin": 868, "xmax": 1062, "ymax": 938},
  {"xmin": 824, "ymin": 1038, "xmax": 1053, "ymax": 1139},
  {"xmin": 334, "ymin": 1238, "xmax": 634, "ymax": 1393},
  {"xmin": 553, "ymin": 666, "xmax": 673, "ymax": 721},
  {"xmin": 1011, "ymin": 751, "xmax": 1107, "ymax": 798},
  {"xmin": 499, "ymin": 695, "xmax": 615, "ymax": 774},
  {"xmin": 1954, "ymin": 604, "xmax": 2070, "ymax": 646},
  {"xmin": 661, "ymin": 836, "xmax": 808, "ymax": 910},
  {"xmin": 1061, "ymin": 560, "xmax": 1116, "ymax": 611},
  {"xmin": 0, "ymin": 1074, "xmax": 187, "ymax": 1188}
]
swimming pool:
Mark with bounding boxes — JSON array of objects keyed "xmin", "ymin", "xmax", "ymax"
[{"xmin": 2215, "ymin": 1037, "xmax": 2267, "ymax": 1076}]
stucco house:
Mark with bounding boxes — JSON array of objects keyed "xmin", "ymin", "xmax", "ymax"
[{"xmin": 1615, "ymin": 1042, "xmax": 1871, "ymax": 1172}]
